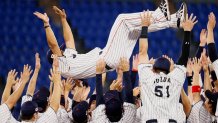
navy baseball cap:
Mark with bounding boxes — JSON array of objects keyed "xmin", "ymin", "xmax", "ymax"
[
  {"xmin": 153, "ymin": 57, "xmax": 171, "ymax": 74},
  {"xmin": 205, "ymin": 90, "xmax": 218, "ymax": 114},
  {"xmin": 21, "ymin": 101, "xmax": 42, "ymax": 117},
  {"xmin": 47, "ymin": 43, "xmax": 66, "ymax": 64},
  {"xmin": 88, "ymin": 94, "xmax": 96, "ymax": 107},
  {"xmin": 72, "ymin": 101, "xmax": 89, "ymax": 123},
  {"xmin": 104, "ymin": 90, "xmax": 122, "ymax": 121},
  {"xmin": 32, "ymin": 87, "xmax": 50, "ymax": 113}
]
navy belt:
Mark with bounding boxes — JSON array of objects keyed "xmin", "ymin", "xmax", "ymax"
[{"xmin": 146, "ymin": 119, "xmax": 177, "ymax": 123}]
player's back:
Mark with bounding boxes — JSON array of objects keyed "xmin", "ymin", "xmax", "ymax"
[
  {"xmin": 58, "ymin": 47, "xmax": 102, "ymax": 79},
  {"xmin": 138, "ymin": 64, "xmax": 186, "ymax": 122}
]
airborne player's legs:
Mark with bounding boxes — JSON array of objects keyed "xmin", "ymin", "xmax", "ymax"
[{"xmin": 101, "ymin": 1, "xmax": 187, "ymax": 69}]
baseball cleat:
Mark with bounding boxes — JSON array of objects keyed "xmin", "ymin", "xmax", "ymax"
[
  {"xmin": 159, "ymin": 0, "xmax": 171, "ymax": 21},
  {"xmin": 176, "ymin": 2, "xmax": 188, "ymax": 28}
]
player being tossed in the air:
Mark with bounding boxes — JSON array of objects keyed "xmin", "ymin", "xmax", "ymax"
[
  {"xmin": 137, "ymin": 8, "xmax": 198, "ymax": 123},
  {"xmin": 34, "ymin": 0, "xmax": 187, "ymax": 79}
]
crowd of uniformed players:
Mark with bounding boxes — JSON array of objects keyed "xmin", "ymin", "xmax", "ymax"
[{"xmin": 0, "ymin": 2, "xmax": 218, "ymax": 123}]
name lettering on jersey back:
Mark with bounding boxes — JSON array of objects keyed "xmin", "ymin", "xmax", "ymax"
[{"xmin": 154, "ymin": 77, "xmax": 171, "ymax": 84}]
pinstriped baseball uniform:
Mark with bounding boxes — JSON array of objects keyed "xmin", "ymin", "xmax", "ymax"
[
  {"xmin": 0, "ymin": 104, "xmax": 12, "ymax": 123},
  {"xmin": 187, "ymin": 101, "xmax": 213, "ymax": 123},
  {"xmin": 36, "ymin": 107, "xmax": 58, "ymax": 123},
  {"xmin": 58, "ymin": 8, "xmax": 177, "ymax": 79},
  {"xmin": 57, "ymin": 107, "xmax": 72, "ymax": 123},
  {"xmin": 138, "ymin": 64, "xmax": 186, "ymax": 122},
  {"xmin": 0, "ymin": 104, "xmax": 18, "ymax": 123},
  {"xmin": 21, "ymin": 95, "xmax": 59, "ymax": 123},
  {"xmin": 90, "ymin": 102, "xmax": 136, "ymax": 123},
  {"xmin": 212, "ymin": 60, "xmax": 218, "ymax": 78}
]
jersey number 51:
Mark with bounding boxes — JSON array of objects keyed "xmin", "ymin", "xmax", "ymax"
[{"xmin": 155, "ymin": 86, "xmax": 170, "ymax": 98}]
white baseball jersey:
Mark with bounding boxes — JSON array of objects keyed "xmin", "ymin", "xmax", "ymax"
[
  {"xmin": 138, "ymin": 64, "xmax": 186, "ymax": 122},
  {"xmin": 0, "ymin": 104, "xmax": 13, "ymax": 123},
  {"xmin": 58, "ymin": 8, "xmax": 177, "ymax": 79},
  {"xmin": 36, "ymin": 107, "xmax": 58, "ymax": 123},
  {"xmin": 57, "ymin": 107, "xmax": 72, "ymax": 123},
  {"xmin": 212, "ymin": 60, "xmax": 218, "ymax": 78},
  {"xmin": 187, "ymin": 101, "xmax": 212, "ymax": 123},
  {"xmin": 89, "ymin": 102, "xmax": 136, "ymax": 123}
]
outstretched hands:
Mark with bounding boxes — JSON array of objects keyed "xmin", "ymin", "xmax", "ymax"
[
  {"xmin": 33, "ymin": 12, "xmax": 49, "ymax": 24},
  {"xmin": 141, "ymin": 10, "xmax": 152, "ymax": 27},
  {"xmin": 207, "ymin": 12, "xmax": 216, "ymax": 30},
  {"xmin": 182, "ymin": 13, "xmax": 198, "ymax": 31},
  {"xmin": 35, "ymin": 53, "xmax": 41, "ymax": 70},
  {"xmin": 7, "ymin": 69, "xmax": 18, "ymax": 86},
  {"xmin": 53, "ymin": 6, "xmax": 66, "ymax": 19},
  {"xmin": 20, "ymin": 65, "xmax": 33, "ymax": 84}
]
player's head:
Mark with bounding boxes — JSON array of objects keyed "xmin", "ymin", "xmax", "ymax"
[
  {"xmin": 47, "ymin": 43, "xmax": 66, "ymax": 64},
  {"xmin": 104, "ymin": 90, "xmax": 123, "ymax": 122},
  {"xmin": 205, "ymin": 90, "xmax": 218, "ymax": 115},
  {"xmin": 72, "ymin": 101, "xmax": 89, "ymax": 123},
  {"xmin": 32, "ymin": 87, "xmax": 50, "ymax": 113},
  {"xmin": 20, "ymin": 101, "xmax": 41, "ymax": 121},
  {"xmin": 153, "ymin": 57, "xmax": 171, "ymax": 74}
]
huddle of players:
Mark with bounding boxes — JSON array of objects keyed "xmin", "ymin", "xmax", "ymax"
[{"xmin": 1, "ymin": 3, "xmax": 218, "ymax": 123}]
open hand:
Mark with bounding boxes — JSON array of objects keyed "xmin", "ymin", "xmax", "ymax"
[
  {"xmin": 53, "ymin": 6, "xmax": 67, "ymax": 19},
  {"xmin": 207, "ymin": 12, "xmax": 216, "ymax": 30},
  {"xmin": 35, "ymin": 53, "xmax": 41, "ymax": 70},
  {"xmin": 20, "ymin": 64, "xmax": 33, "ymax": 84},
  {"xmin": 182, "ymin": 13, "xmax": 198, "ymax": 31},
  {"xmin": 7, "ymin": 69, "xmax": 18, "ymax": 86},
  {"xmin": 34, "ymin": 12, "xmax": 49, "ymax": 24},
  {"xmin": 141, "ymin": 10, "xmax": 152, "ymax": 27}
]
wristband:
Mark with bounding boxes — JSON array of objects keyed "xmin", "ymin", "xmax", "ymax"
[
  {"xmin": 187, "ymin": 76, "xmax": 193, "ymax": 86},
  {"xmin": 44, "ymin": 25, "xmax": 50, "ymax": 29},
  {"xmin": 192, "ymin": 85, "xmax": 201, "ymax": 93},
  {"xmin": 140, "ymin": 26, "xmax": 148, "ymax": 38},
  {"xmin": 132, "ymin": 69, "xmax": 138, "ymax": 72}
]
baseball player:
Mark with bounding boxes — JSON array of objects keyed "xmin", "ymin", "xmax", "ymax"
[
  {"xmin": 34, "ymin": 1, "xmax": 187, "ymax": 79},
  {"xmin": 90, "ymin": 58, "xmax": 136, "ymax": 123},
  {"xmin": 0, "ymin": 65, "xmax": 32, "ymax": 123},
  {"xmin": 137, "ymin": 8, "xmax": 198, "ymax": 122}
]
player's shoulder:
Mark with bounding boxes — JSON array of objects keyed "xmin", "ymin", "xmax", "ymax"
[{"xmin": 138, "ymin": 63, "xmax": 152, "ymax": 70}]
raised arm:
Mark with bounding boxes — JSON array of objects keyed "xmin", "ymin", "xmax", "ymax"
[
  {"xmin": 53, "ymin": 6, "xmax": 76, "ymax": 49},
  {"xmin": 34, "ymin": 12, "xmax": 62, "ymax": 56},
  {"xmin": 138, "ymin": 11, "xmax": 151, "ymax": 64},
  {"xmin": 120, "ymin": 58, "xmax": 134, "ymax": 104},
  {"xmin": 26, "ymin": 53, "xmax": 41, "ymax": 96},
  {"xmin": 192, "ymin": 58, "xmax": 202, "ymax": 104},
  {"xmin": 131, "ymin": 54, "xmax": 139, "ymax": 87},
  {"xmin": 196, "ymin": 29, "xmax": 207, "ymax": 58},
  {"xmin": 201, "ymin": 49, "xmax": 212, "ymax": 92},
  {"xmin": 177, "ymin": 14, "xmax": 198, "ymax": 66},
  {"xmin": 49, "ymin": 55, "xmax": 62, "ymax": 112},
  {"xmin": 180, "ymin": 88, "xmax": 191, "ymax": 117},
  {"xmin": 186, "ymin": 59, "xmax": 193, "ymax": 103},
  {"xmin": 96, "ymin": 59, "xmax": 106, "ymax": 106},
  {"xmin": 5, "ymin": 65, "xmax": 32, "ymax": 109},
  {"xmin": 64, "ymin": 77, "xmax": 73, "ymax": 109},
  {"xmin": 1, "ymin": 70, "xmax": 18, "ymax": 104},
  {"xmin": 207, "ymin": 12, "xmax": 217, "ymax": 63}
]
